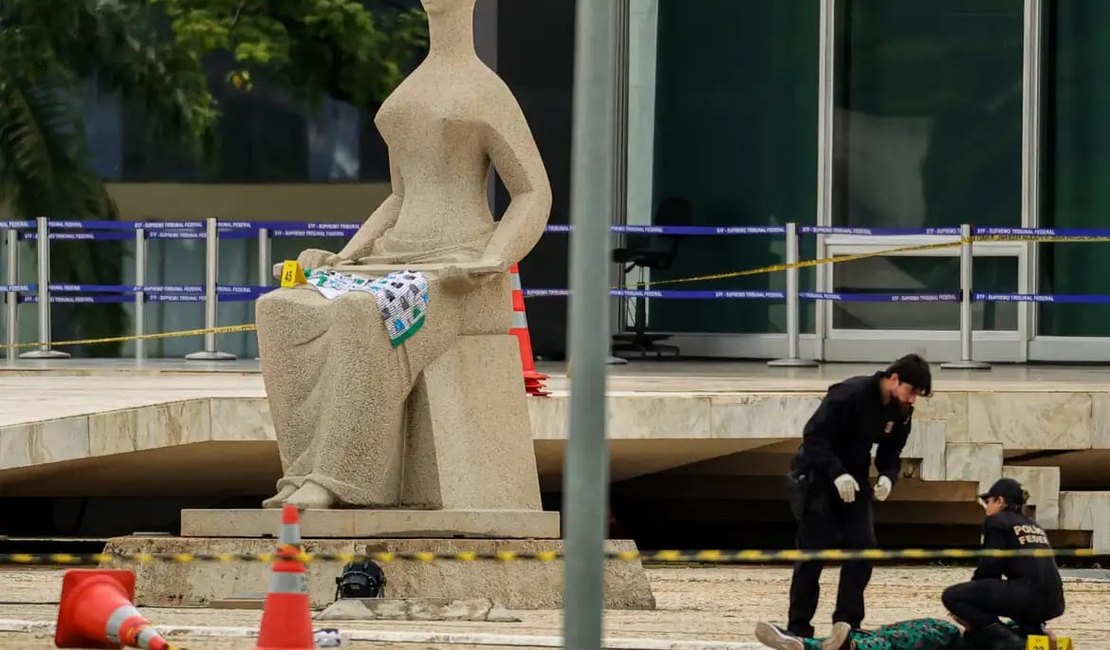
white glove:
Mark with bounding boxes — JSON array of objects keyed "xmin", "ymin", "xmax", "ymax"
[
  {"xmin": 833, "ymin": 474, "xmax": 860, "ymax": 503},
  {"xmin": 874, "ymin": 475, "xmax": 892, "ymax": 502}
]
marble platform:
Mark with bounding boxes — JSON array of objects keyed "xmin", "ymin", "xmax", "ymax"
[{"xmin": 4, "ymin": 360, "xmax": 1110, "ymax": 550}]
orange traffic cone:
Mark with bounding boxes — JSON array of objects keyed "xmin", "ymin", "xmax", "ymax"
[
  {"xmin": 509, "ymin": 263, "xmax": 549, "ymax": 397},
  {"xmin": 255, "ymin": 505, "xmax": 314, "ymax": 650},
  {"xmin": 55, "ymin": 569, "xmax": 176, "ymax": 649}
]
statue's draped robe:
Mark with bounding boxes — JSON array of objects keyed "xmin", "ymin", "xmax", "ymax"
[{"xmin": 255, "ymin": 226, "xmax": 510, "ymax": 506}]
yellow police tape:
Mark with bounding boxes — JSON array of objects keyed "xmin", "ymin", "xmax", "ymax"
[
  {"xmin": 4, "ymin": 233, "xmax": 1109, "ymax": 351},
  {"xmin": 0, "ymin": 323, "xmax": 258, "ymax": 351},
  {"xmin": 0, "ymin": 547, "xmax": 1101, "ymax": 566}
]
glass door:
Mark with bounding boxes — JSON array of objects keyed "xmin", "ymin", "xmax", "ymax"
[{"xmin": 821, "ymin": 0, "xmax": 1030, "ymax": 363}]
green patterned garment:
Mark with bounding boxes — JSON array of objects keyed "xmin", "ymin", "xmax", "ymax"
[{"xmin": 801, "ymin": 619, "xmax": 962, "ymax": 650}]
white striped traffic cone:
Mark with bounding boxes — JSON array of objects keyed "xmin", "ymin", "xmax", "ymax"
[
  {"xmin": 255, "ymin": 505, "xmax": 314, "ymax": 650},
  {"xmin": 509, "ymin": 263, "xmax": 549, "ymax": 397}
]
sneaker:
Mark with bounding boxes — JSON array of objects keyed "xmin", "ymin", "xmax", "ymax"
[
  {"xmin": 755, "ymin": 621, "xmax": 804, "ymax": 650},
  {"xmin": 821, "ymin": 622, "xmax": 853, "ymax": 650}
]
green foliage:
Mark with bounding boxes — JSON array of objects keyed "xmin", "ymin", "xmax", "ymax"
[
  {"xmin": 0, "ymin": 0, "xmax": 427, "ymax": 354},
  {"xmin": 153, "ymin": 0, "xmax": 428, "ymax": 107}
]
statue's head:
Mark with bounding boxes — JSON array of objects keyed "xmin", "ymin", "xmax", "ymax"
[{"xmin": 420, "ymin": 0, "xmax": 477, "ymax": 16}]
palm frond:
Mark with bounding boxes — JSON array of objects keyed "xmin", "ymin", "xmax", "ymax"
[{"xmin": 0, "ymin": 69, "xmax": 59, "ymax": 199}]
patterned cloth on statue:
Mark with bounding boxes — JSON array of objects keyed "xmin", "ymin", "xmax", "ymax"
[{"xmin": 305, "ymin": 269, "xmax": 430, "ymax": 347}]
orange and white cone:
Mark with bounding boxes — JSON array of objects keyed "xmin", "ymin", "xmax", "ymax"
[
  {"xmin": 55, "ymin": 568, "xmax": 178, "ymax": 649},
  {"xmin": 509, "ymin": 263, "xmax": 549, "ymax": 397},
  {"xmin": 255, "ymin": 505, "xmax": 314, "ymax": 650}
]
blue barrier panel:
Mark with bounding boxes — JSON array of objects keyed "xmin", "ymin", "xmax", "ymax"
[
  {"xmin": 20, "ymin": 295, "xmax": 136, "ymax": 304},
  {"xmin": 0, "ymin": 284, "xmax": 35, "ymax": 292},
  {"xmin": 799, "ymin": 226, "xmax": 962, "ymax": 237},
  {"xmin": 973, "ymin": 227, "xmax": 1110, "ymax": 238},
  {"xmin": 0, "ymin": 221, "xmax": 36, "ymax": 229},
  {"xmin": 524, "ymin": 289, "xmax": 960, "ymax": 302},
  {"xmin": 49, "ymin": 284, "xmax": 138, "ymax": 293},
  {"xmin": 541, "ymin": 224, "xmax": 785, "ymax": 235},
  {"xmin": 610, "ymin": 225, "xmax": 786, "ymax": 235},
  {"xmin": 147, "ymin": 231, "xmax": 208, "ymax": 240},
  {"xmin": 217, "ymin": 230, "xmax": 260, "ymax": 240},
  {"xmin": 268, "ymin": 229, "xmax": 356, "ymax": 238},
  {"xmin": 975, "ymin": 292, "xmax": 1110, "ymax": 304},
  {"xmin": 145, "ymin": 294, "xmax": 205, "ymax": 303},
  {"xmin": 138, "ymin": 221, "xmax": 206, "ymax": 230},
  {"xmin": 801, "ymin": 291, "xmax": 961, "ymax": 302},
  {"xmin": 21, "ymin": 232, "xmax": 136, "ymax": 241},
  {"xmin": 47, "ymin": 220, "xmax": 138, "ymax": 231},
  {"xmin": 523, "ymin": 289, "xmax": 786, "ymax": 299}
]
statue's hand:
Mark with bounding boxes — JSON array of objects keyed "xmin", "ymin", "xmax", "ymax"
[{"xmin": 439, "ymin": 259, "xmax": 507, "ymax": 293}]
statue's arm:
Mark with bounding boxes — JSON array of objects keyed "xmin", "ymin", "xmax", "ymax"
[
  {"xmin": 336, "ymin": 154, "xmax": 405, "ymax": 261},
  {"xmin": 480, "ymin": 97, "xmax": 553, "ymax": 266}
]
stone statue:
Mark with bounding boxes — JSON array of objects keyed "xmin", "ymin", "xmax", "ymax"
[{"xmin": 255, "ymin": 0, "xmax": 552, "ymax": 510}]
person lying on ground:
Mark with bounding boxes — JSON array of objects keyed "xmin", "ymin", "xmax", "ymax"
[{"xmin": 755, "ymin": 618, "xmax": 961, "ymax": 650}]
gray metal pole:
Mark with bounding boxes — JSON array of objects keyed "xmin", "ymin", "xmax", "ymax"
[
  {"xmin": 134, "ymin": 228, "xmax": 146, "ymax": 361},
  {"xmin": 258, "ymin": 227, "xmax": 271, "ymax": 288},
  {"xmin": 186, "ymin": 217, "xmax": 236, "ymax": 360},
  {"xmin": 564, "ymin": 1, "xmax": 617, "ymax": 648},
  {"xmin": 769, "ymin": 222, "xmax": 818, "ymax": 367},
  {"xmin": 5, "ymin": 228, "xmax": 17, "ymax": 359},
  {"xmin": 20, "ymin": 217, "xmax": 68, "ymax": 359},
  {"xmin": 942, "ymin": 224, "xmax": 990, "ymax": 370},
  {"xmin": 255, "ymin": 227, "xmax": 270, "ymax": 361}
]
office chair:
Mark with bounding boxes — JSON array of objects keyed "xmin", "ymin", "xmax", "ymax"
[{"xmin": 610, "ymin": 198, "xmax": 690, "ymax": 359}]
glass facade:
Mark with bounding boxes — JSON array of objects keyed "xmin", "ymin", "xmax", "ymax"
[
  {"xmin": 647, "ymin": 0, "xmax": 819, "ymax": 334},
  {"xmin": 13, "ymin": 0, "xmax": 1110, "ymax": 359},
  {"xmin": 1039, "ymin": 0, "xmax": 1110, "ymax": 336},
  {"xmin": 86, "ymin": 76, "xmax": 387, "ymax": 184},
  {"xmin": 829, "ymin": 0, "xmax": 1023, "ymax": 333}
]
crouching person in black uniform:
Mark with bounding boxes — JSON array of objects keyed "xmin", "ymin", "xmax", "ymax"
[
  {"xmin": 769, "ymin": 354, "xmax": 932, "ymax": 644},
  {"xmin": 942, "ymin": 478, "xmax": 1066, "ymax": 650}
]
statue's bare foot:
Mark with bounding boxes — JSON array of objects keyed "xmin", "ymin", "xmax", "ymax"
[
  {"xmin": 286, "ymin": 481, "xmax": 337, "ymax": 509},
  {"xmin": 262, "ymin": 485, "xmax": 298, "ymax": 509}
]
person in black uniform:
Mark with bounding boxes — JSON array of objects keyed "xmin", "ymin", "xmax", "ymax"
[
  {"xmin": 769, "ymin": 354, "xmax": 932, "ymax": 644},
  {"xmin": 942, "ymin": 478, "xmax": 1066, "ymax": 650}
]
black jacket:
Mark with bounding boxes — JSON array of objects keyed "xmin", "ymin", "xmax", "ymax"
[
  {"xmin": 790, "ymin": 372, "xmax": 913, "ymax": 487},
  {"xmin": 973, "ymin": 509, "xmax": 1065, "ymax": 615}
]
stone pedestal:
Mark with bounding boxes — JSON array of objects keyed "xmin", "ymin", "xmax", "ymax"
[
  {"xmin": 100, "ymin": 536, "xmax": 656, "ymax": 610},
  {"xmin": 181, "ymin": 508, "xmax": 561, "ymax": 539}
]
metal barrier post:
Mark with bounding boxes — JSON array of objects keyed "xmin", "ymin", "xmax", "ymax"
[
  {"xmin": 769, "ymin": 222, "xmax": 818, "ymax": 367},
  {"xmin": 19, "ymin": 217, "xmax": 69, "ymax": 359},
  {"xmin": 5, "ymin": 227, "xmax": 17, "ymax": 359},
  {"xmin": 185, "ymin": 217, "xmax": 236, "ymax": 361},
  {"xmin": 254, "ymin": 227, "xmax": 270, "ymax": 361},
  {"xmin": 257, "ymin": 227, "xmax": 271, "ymax": 288},
  {"xmin": 134, "ymin": 227, "xmax": 146, "ymax": 361},
  {"xmin": 941, "ymin": 223, "xmax": 991, "ymax": 370}
]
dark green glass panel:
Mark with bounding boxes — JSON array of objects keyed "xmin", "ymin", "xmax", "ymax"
[
  {"xmin": 648, "ymin": 0, "xmax": 819, "ymax": 334},
  {"xmin": 1039, "ymin": 0, "xmax": 1110, "ymax": 336},
  {"xmin": 834, "ymin": 0, "xmax": 1023, "ymax": 229}
]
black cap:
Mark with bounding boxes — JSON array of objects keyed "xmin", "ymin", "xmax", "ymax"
[{"xmin": 979, "ymin": 478, "xmax": 1026, "ymax": 506}]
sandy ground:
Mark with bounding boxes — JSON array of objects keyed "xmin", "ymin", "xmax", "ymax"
[{"xmin": 1, "ymin": 565, "xmax": 1105, "ymax": 648}]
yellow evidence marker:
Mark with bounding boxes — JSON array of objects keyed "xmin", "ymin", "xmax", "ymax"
[
  {"xmin": 1026, "ymin": 635, "xmax": 1073, "ymax": 650},
  {"xmin": 280, "ymin": 261, "xmax": 308, "ymax": 288}
]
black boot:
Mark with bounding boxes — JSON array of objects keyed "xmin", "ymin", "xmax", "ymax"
[{"xmin": 968, "ymin": 623, "xmax": 1026, "ymax": 650}]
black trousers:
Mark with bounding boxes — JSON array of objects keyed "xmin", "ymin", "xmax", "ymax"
[
  {"xmin": 787, "ymin": 483, "xmax": 877, "ymax": 638},
  {"xmin": 942, "ymin": 578, "xmax": 1062, "ymax": 632}
]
